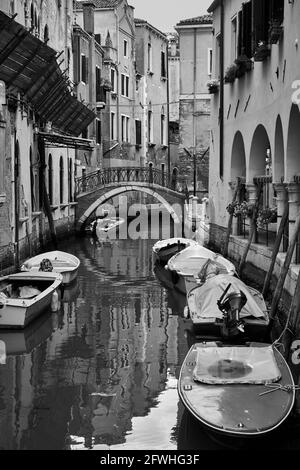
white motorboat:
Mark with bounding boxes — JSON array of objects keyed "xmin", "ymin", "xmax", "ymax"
[
  {"xmin": 152, "ymin": 238, "xmax": 198, "ymax": 266},
  {"xmin": 187, "ymin": 274, "xmax": 269, "ymax": 340},
  {"xmin": 167, "ymin": 245, "xmax": 236, "ymax": 294},
  {"xmin": 21, "ymin": 250, "xmax": 80, "ymax": 285},
  {"xmin": 0, "ymin": 271, "xmax": 62, "ymax": 329}
]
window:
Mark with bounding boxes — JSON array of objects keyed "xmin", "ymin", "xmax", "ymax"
[
  {"xmin": 121, "ymin": 74, "xmax": 129, "ymax": 97},
  {"xmin": 208, "ymin": 48, "xmax": 213, "ymax": 75},
  {"xmin": 82, "ymin": 127, "xmax": 88, "ymax": 139},
  {"xmin": 95, "ymin": 33, "xmax": 101, "ymax": 45},
  {"xmin": 231, "ymin": 17, "xmax": 237, "ymax": 62},
  {"xmin": 147, "ymin": 43, "xmax": 152, "ymax": 72},
  {"xmin": 111, "ymin": 112, "xmax": 115, "ymax": 140},
  {"xmin": 96, "ymin": 119, "xmax": 101, "ymax": 144},
  {"xmin": 237, "ymin": 1, "xmax": 253, "ymax": 58},
  {"xmin": 124, "ymin": 39, "xmax": 128, "ymax": 57},
  {"xmin": 68, "ymin": 158, "xmax": 73, "ymax": 203},
  {"xmin": 111, "ymin": 68, "xmax": 116, "ymax": 93},
  {"xmin": 48, "ymin": 154, "xmax": 53, "ymax": 205},
  {"xmin": 215, "ymin": 34, "xmax": 220, "ymax": 78},
  {"xmin": 59, "ymin": 156, "xmax": 64, "ymax": 204},
  {"xmin": 96, "ymin": 66, "xmax": 101, "ymax": 102},
  {"xmin": 121, "ymin": 115, "xmax": 130, "ymax": 142},
  {"xmin": 161, "ymin": 51, "xmax": 166, "ymax": 77},
  {"xmin": 135, "ymin": 120, "xmax": 142, "ymax": 146},
  {"xmin": 148, "ymin": 110, "xmax": 153, "ymax": 143},
  {"xmin": 161, "ymin": 113, "xmax": 166, "ymax": 145},
  {"xmin": 81, "ymin": 54, "xmax": 88, "ymax": 83}
]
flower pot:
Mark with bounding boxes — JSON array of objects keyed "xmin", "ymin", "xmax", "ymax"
[
  {"xmin": 254, "ymin": 45, "xmax": 270, "ymax": 62},
  {"xmin": 208, "ymin": 85, "xmax": 219, "ymax": 94}
]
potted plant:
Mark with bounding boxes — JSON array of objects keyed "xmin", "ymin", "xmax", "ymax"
[
  {"xmin": 254, "ymin": 41, "xmax": 270, "ymax": 62},
  {"xmin": 226, "ymin": 201, "xmax": 253, "ymax": 218},
  {"xmin": 257, "ymin": 207, "xmax": 277, "ymax": 229},
  {"xmin": 207, "ymin": 79, "xmax": 220, "ymax": 94},
  {"xmin": 235, "ymin": 54, "xmax": 253, "ymax": 77},
  {"xmin": 269, "ymin": 19, "xmax": 283, "ymax": 44},
  {"xmin": 224, "ymin": 63, "xmax": 238, "ymax": 84}
]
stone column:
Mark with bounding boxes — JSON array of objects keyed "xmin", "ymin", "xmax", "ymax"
[
  {"xmin": 246, "ymin": 182, "xmax": 258, "ymax": 242},
  {"xmin": 273, "ymin": 182, "xmax": 288, "ymax": 252},
  {"xmin": 286, "ymin": 182, "xmax": 300, "ymax": 262}
]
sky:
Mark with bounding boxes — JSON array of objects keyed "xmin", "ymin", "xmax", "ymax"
[{"xmin": 128, "ymin": 0, "xmax": 213, "ymax": 33}]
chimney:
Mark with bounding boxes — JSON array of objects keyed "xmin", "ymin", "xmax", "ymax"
[{"xmin": 83, "ymin": 1, "xmax": 96, "ymax": 36}]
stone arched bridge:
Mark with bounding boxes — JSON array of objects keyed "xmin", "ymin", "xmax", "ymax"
[{"xmin": 74, "ymin": 166, "xmax": 188, "ymax": 231}]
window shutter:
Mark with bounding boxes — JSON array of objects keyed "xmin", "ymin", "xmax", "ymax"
[
  {"xmin": 135, "ymin": 120, "xmax": 141, "ymax": 145},
  {"xmin": 237, "ymin": 10, "xmax": 243, "ymax": 57},
  {"xmin": 271, "ymin": 0, "xmax": 284, "ymax": 23},
  {"xmin": 243, "ymin": 1, "xmax": 252, "ymax": 58},
  {"xmin": 253, "ymin": 0, "xmax": 271, "ymax": 48},
  {"xmin": 96, "ymin": 67, "xmax": 101, "ymax": 101}
]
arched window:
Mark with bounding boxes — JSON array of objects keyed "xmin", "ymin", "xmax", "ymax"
[
  {"xmin": 48, "ymin": 154, "xmax": 53, "ymax": 205},
  {"xmin": 59, "ymin": 156, "xmax": 64, "ymax": 204},
  {"xmin": 44, "ymin": 24, "xmax": 49, "ymax": 42}
]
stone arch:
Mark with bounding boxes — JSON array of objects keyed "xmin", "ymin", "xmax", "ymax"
[
  {"xmin": 248, "ymin": 124, "xmax": 271, "ymax": 181},
  {"xmin": 77, "ymin": 185, "xmax": 182, "ymax": 230},
  {"xmin": 274, "ymin": 115, "xmax": 285, "ymax": 183},
  {"xmin": 231, "ymin": 131, "xmax": 246, "ymax": 181},
  {"xmin": 286, "ymin": 104, "xmax": 300, "ymax": 181}
]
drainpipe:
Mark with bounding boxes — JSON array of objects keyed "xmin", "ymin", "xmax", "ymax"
[
  {"xmin": 166, "ymin": 44, "xmax": 171, "ymax": 180},
  {"xmin": 114, "ymin": 8, "xmax": 120, "ymax": 143},
  {"xmin": 14, "ymin": 130, "xmax": 19, "ymax": 270},
  {"xmin": 193, "ymin": 27, "xmax": 197, "ymax": 196},
  {"xmin": 219, "ymin": 0, "xmax": 224, "ymax": 179}
]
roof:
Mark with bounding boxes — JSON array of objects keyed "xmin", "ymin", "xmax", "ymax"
[
  {"xmin": 208, "ymin": 0, "xmax": 221, "ymax": 13},
  {"xmin": 134, "ymin": 18, "xmax": 167, "ymax": 39},
  {"xmin": 75, "ymin": 0, "xmax": 123, "ymax": 9},
  {"xmin": 176, "ymin": 14, "xmax": 213, "ymax": 26}
]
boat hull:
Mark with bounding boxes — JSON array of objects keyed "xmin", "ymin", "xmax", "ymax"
[
  {"xmin": 178, "ymin": 342, "xmax": 295, "ymax": 438},
  {"xmin": 0, "ymin": 272, "xmax": 62, "ymax": 329},
  {"xmin": 152, "ymin": 238, "xmax": 198, "ymax": 266}
]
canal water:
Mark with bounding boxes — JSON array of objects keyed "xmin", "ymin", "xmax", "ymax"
[{"xmin": 0, "ymin": 219, "xmax": 300, "ymax": 450}]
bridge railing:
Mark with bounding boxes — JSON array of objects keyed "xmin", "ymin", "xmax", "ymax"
[{"xmin": 75, "ymin": 167, "xmax": 188, "ymax": 196}]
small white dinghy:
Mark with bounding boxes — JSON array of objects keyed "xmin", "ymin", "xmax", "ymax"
[
  {"xmin": 0, "ymin": 271, "xmax": 62, "ymax": 329},
  {"xmin": 21, "ymin": 250, "xmax": 80, "ymax": 285},
  {"xmin": 152, "ymin": 238, "xmax": 198, "ymax": 266},
  {"xmin": 187, "ymin": 274, "xmax": 269, "ymax": 340},
  {"xmin": 167, "ymin": 245, "xmax": 236, "ymax": 294}
]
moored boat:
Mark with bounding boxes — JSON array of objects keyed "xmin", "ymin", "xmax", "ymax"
[
  {"xmin": 0, "ymin": 271, "xmax": 63, "ymax": 329},
  {"xmin": 167, "ymin": 245, "xmax": 236, "ymax": 294},
  {"xmin": 21, "ymin": 250, "xmax": 80, "ymax": 285},
  {"xmin": 187, "ymin": 274, "xmax": 269, "ymax": 340},
  {"xmin": 152, "ymin": 238, "xmax": 198, "ymax": 266},
  {"xmin": 178, "ymin": 341, "xmax": 295, "ymax": 438}
]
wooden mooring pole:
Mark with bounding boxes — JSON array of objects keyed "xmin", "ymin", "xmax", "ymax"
[
  {"xmin": 238, "ymin": 183, "xmax": 263, "ymax": 277},
  {"xmin": 262, "ymin": 201, "xmax": 289, "ymax": 297},
  {"xmin": 223, "ymin": 179, "xmax": 240, "ymax": 258},
  {"xmin": 268, "ymin": 212, "xmax": 300, "ymax": 326}
]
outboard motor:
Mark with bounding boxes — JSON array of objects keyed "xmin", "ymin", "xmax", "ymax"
[{"xmin": 217, "ymin": 283, "xmax": 247, "ymax": 338}]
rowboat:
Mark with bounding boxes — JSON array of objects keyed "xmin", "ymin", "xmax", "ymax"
[
  {"xmin": 187, "ymin": 274, "xmax": 269, "ymax": 340},
  {"xmin": 152, "ymin": 238, "xmax": 198, "ymax": 266},
  {"xmin": 178, "ymin": 341, "xmax": 295, "ymax": 438},
  {"xmin": 167, "ymin": 245, "xmax": 236, "ymax": 294},
  {"xmin": 21, "ymin": 250, "xmax": 80, "ymax": 284},
  {"xmin": 0, "ymin": 271, "xmax": 63, "ymax": 329}
]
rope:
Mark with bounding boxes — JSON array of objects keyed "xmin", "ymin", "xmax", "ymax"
[{"xmin": 259, "ymin": 383, "xmax": 300, "ymax": 396}]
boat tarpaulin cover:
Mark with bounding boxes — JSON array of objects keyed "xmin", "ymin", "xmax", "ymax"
[
  {"xmin": 193, "ymin": 346, "xmax": 281, "ymax": 385},
  {"xmin": 188, "ymin": 274, "xmax": 267, "ymax": 320}
]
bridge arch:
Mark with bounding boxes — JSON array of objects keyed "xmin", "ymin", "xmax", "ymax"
[{"xmin": 77, "ymin": 184, "xmax": 183, "ymax": 230}]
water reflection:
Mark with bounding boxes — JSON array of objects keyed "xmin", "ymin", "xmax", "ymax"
[{"xmin": 0, "ymin": 229, "xmax": 300, "ymax": 450}]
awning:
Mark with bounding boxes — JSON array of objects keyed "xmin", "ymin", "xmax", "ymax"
[
  {"xmin": 0, "ymin": 11, "xmax": 96, "ymax": 137},
  {"xmin": 38, "ymin": 131, "xmax": 95, "ymax": 152}
]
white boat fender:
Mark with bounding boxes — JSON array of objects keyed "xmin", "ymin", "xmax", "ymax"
[
  {"xmin": 51, "ymin": 289, "xmax": 59, "ymax": 311},
  {"xmin": 184, "ymin": 306, "xmax": 190, "ymax": 319},
  {"xmin": 0, "ymin": 340, "xmax": 6, "ymax": 365}
]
